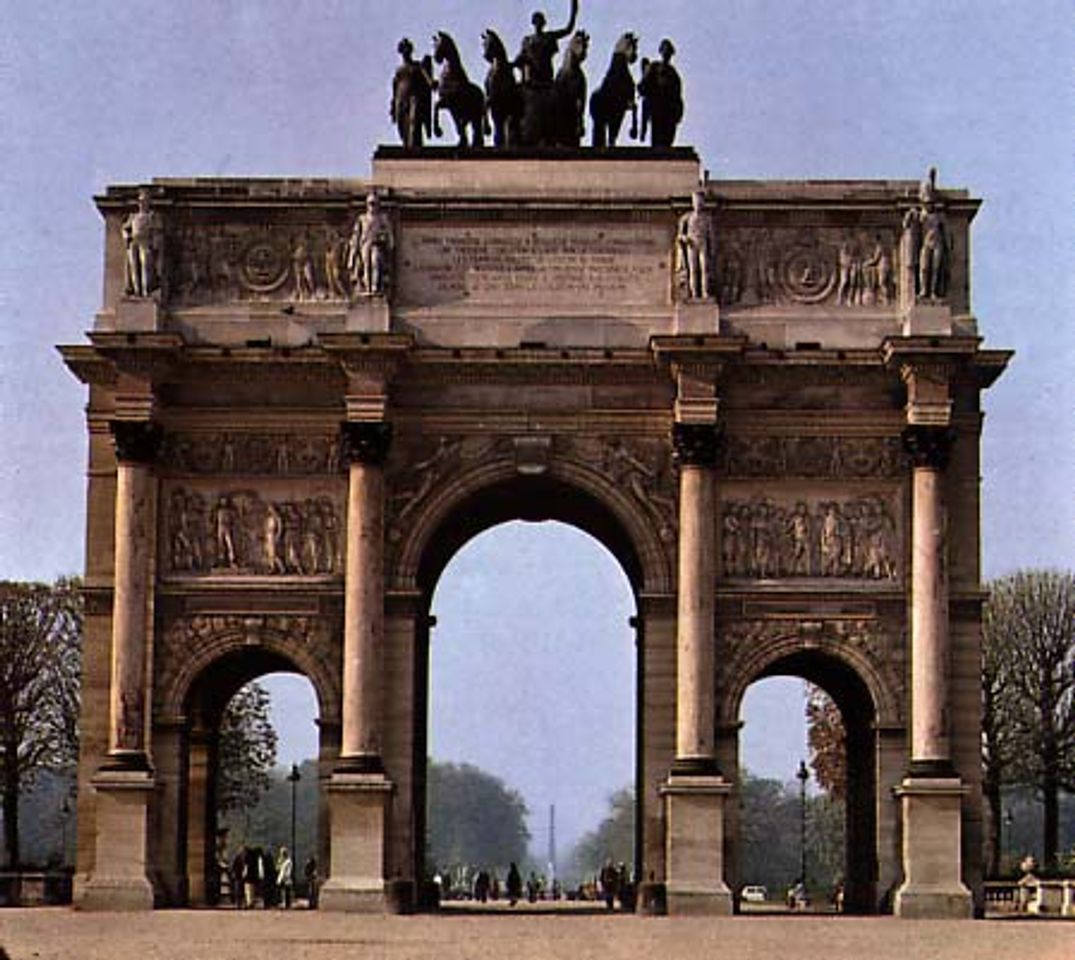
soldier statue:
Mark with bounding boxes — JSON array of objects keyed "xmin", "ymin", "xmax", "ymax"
[
  {"xmin": 122, "ymin": 188, "xmax": 163, "ymax": 297},
  {"xmin": 677, "ymin": 190, "xmax": 717, "ymax": 300},
  {"xmin": 391, "ymin": 38, "xmax": 434, "ymax": 149},
  {"xmin": 348, "ymin": 192, "xmax": 394, "ymax": 296}
]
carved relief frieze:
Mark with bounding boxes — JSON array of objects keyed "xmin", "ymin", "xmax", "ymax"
[
  {"xmin": 163, "ymin": 485, "xmax": 343, "ymax": 577},
  {"xmin": 719, "ymin": 435, "xmax": 903, "ymax": 479},
  {"xmin": 721, "ymin": 492, "xmax": 900, "ymax": 581},
  {"xmin": 168, "ymin": 222, "xmax": 356, "ymax": 306},
  {"xmin": 720, "ymin": 617, "xmax": 906, "ymax": 720},
  {"xmin": 160, "ymin": 432, "xmax": 341, "ymax": 476},
  {"xmin": 717, "ymin": 227, "xmax": 897, "ymax": 309}
]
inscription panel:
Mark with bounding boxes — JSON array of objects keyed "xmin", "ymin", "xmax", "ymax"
[{"xmin": 397, "ymin": 222, "xmax": 671, "ymax": 310}]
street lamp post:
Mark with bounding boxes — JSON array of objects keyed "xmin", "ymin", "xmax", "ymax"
[
  {"xmin": 1004, "ymin": 808, "xmax": 1014, "ymax": 875},
  {"xmin": 796, "ymin": 760, "xmax": 809, "ymax": 896},
  {"xmin": 287, "ymin": 764, "xmax": 301, "ymax": 870}
]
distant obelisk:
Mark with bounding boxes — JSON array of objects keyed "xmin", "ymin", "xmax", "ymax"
[{"xmin": 548, "ymin": 804, "xmax": 557, "ymax": 881}]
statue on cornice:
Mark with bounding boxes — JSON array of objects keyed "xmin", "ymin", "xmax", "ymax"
[{"xmin": 122, "ymin": 188, "xmax": 163, "ymax": 298}]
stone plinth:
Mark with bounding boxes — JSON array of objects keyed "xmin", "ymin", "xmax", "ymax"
[
  {"xmin": 902, "ymin": 303, "xmax": 952, "ymax": 337},
  {"xmin": 346, "ymin": 299, "xmax": 391, "ymax": 333},
  {"xmin": 114, "ymin": 298, "xmax": 162, "ymax": 332},
  {"xmin": 673, "ymin": 301, "xmax": 720, "ymax": 336},
  {"xmin": 320, "ymin": 773, "xmax": 394, "ymax": 913},
  {"xmin": 372, "ymin": 147, "xmax": 701, "ymax": 198},
  {"xmin": 893, "ymin": 777, "xmax": 972, "ymax": 919},
  {"xmin": 660, "ymin": 774, "xmax": 733, "ymax": 915},
  {"xmin": 77, "ymin": 770, "xmax": 155, "ymax": 911}
]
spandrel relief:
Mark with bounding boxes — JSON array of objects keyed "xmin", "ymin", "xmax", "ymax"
[
  {"xmin": 721, "ymin": 492, "xmax": 900, "ymax": 581},
  {"xmin": 163, "ymin": 484, "xmax": 343, "ymax": 577},
  {"xmin": 716, "ymin": 227, "xmax": 898, "ymax": 309}
]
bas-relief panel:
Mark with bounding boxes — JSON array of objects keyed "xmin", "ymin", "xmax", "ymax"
[
  {"xmin": 716, "ymin": 227, "xmax": 899, "ymax": 310},
  {"xmin": 395, "ymin": 222, "xmax": 672, "ymax": 310},
  {"xmin": 160, "ymin": 481, "xmax": 345, "ymax": 578},
  {"xmin": 720, "ymin": 489, "xmax": 902, "ymax": 582}
]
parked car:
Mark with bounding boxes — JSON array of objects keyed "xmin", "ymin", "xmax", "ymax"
[{"xmin": 741, "ymin": 884, "xmax": 768, "ymax": 903}]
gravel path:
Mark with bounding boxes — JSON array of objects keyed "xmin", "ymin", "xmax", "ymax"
[{"xmin": 1, "ymin": 907, "xmax": 1073, "ymax": 960}]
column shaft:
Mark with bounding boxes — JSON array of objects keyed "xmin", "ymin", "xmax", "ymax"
[
  {"xmin": 911, "ymin": 464, "xmax": 949, "ymax": 764},
  {"xmin": 676, "ymin": 464, "xmax": 716, "ymax": 763},
  {"xmin": 106, "ymin": 420, "xmax": 159, "ymax": 767},
  {"xmin": 341, "ymin": 460, "xmax": 385, "ymax": 763}
]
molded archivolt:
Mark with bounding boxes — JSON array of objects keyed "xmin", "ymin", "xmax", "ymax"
[
  {"xmin": 154, "ymin": 616, "xmax": 341, "ymax": 726},
  {"xmin": 717, "ymin": 621, "xmax": 902, "ymax": 729},
  {"xmin": 389, "ymin": 452, "xmax": 675, "ymax": 596}
]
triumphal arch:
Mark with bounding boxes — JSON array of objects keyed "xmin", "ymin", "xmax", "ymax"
[{"xmin": 62, "ymin": 128, "xmax": 1009, "ymax": 917}]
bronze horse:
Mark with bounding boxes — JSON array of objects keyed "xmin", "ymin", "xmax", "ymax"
[
  {"xmin": 482, "ymin": 29, "xmax": 521, "ymax": 148},
  {"xmin": 432, "ymin": 31, "xmax": 485, "ymax": 147},
  {"xmin": 589, "ymin": 32, "xmax": 639, "ymax": 148}
]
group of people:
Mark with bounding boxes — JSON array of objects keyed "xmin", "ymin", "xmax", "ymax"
[{"xmin": 219, "ymin": 846, "xmax": 319, "ymax": 910}]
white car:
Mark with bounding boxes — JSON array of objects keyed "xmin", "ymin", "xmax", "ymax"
[{"xmin": 741, "ymin": 885, "xmax": 768, "ymax": 903}]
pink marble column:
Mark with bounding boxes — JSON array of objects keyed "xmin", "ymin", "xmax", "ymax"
[
  {"xmin": 105, "ymin": 421, "xmax": 161, "ymax": 770},
  {"xmin": 903, "ymin": 425, "xmax": 955, "ymax": 773},
  {"xmin": 671, "ymin": 423, "xmax": 720, "ymax": 774},
  {"xmin": 338, "ymin": 421, "xmax": 392, "ymax": 773}
]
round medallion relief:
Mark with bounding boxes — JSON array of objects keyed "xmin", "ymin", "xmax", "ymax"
[{"xmin": 240, "ymin": 238, "xmax": 290, "ymax": 293}]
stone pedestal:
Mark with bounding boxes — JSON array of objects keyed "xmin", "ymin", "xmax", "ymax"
[
  {"xmin": 660, "ymin": 775, "xmax": 733, "ymax": 915},
  {"xmin": 345, "ymin": 298, "xmax": 391, "ymax": 333},
  {"xmin": 893, "ymin": 777, "xmax": 972, "ymax": 919},
  {"xmin": 902, "ymin": 304, "xmax": 951, "ymax": 337},
  {"xmin": 113, "ymin": 298, "xmax": 162, "ymax": 332},
  {"xmin": 77, "ymin": 770, "xmax": 155, "ymax": 911},
  {"xmin": 320, "ymin": 773, "xmax": 394, "ymax": 913},
  {"xmin": 673, "ymin": 300, "xmax": 720, "ymax": 336}
]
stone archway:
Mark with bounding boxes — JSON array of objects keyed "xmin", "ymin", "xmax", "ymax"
[
  {"xmin": 717, "ymin": 619, "xmax": 906, "ymax": 913},
  {"xmin": 150, "ymin": 615, "xmax": 340, "ymax": 906},
  {"xmin": 382, "ymin": 456, "xmax": 676, "ymax": 900}
]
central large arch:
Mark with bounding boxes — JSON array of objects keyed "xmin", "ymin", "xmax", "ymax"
[{"xmin": 383, "ymin": 463, "xmax": 677, "ymax": 899}]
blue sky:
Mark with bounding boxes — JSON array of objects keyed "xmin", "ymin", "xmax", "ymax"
[{"xmin": 3, "ymin": 1, "xmax": 1072, "ymax": 853}]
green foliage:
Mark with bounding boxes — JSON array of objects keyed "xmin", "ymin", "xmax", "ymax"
[
  {"xmin": 426, "ymin": 761, "xmax": 530, "ymax": 873},
  {"xmin": 570, "ymin": 787, "xmax": 634, "ymax": 883},
  {"xmin": 0, "ymin": 578, "xmax": 82, "ymax": 867},
  {"xmin": 216, "ymin": 682, "xmax": 278, "ymax": 818},
  {"xmin": 738, "ymin": 770, "xmax": 844, "ymax": 899},
  {"xmin": 219, "ymin": 759, "xmax": 319, "ymax": 870}
]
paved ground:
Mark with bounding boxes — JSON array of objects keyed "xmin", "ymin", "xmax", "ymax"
[{"xmin": 1, "ymin": 906, "xmax": 1073, "ymax": 960}]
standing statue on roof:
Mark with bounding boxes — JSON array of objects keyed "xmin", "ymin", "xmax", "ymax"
[
  {"xmin": 514, "ymin": 0, "xmax": 580, "ymax": 145},
  {"xmin": 637, "ymin": 39, "xmax": 684, "ymax": 147},
  {"xmin": 391, "ymin": 38, "xmax": 434, "ymax": 149}
]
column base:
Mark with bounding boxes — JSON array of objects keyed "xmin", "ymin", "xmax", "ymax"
[
  {"xmin": 320, "ymin": 771, "xmax": 394, "ymax": 914},
  {"xmin": 77, "ymin": 768, "xmax": 156, "ymax": 911},
  {"xmin": 660, "ymin": 773, "xmax": 733, "ymax": 916},
  {"xmin": 893, "ymin": 776, "xmax": 972, "ymax": 920}
]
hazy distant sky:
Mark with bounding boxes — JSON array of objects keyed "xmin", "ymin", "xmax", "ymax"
[{"xmin": 3, "ymin": 1, "xmax": 1073, "ymax": 853}]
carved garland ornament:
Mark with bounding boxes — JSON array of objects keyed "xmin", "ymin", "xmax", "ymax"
[
  {"xmin": 159, "ymin": 432, "xmax": 342, "ymax": 476},
  {"xmin": 718, "ymin": 435, "xmax": 903, "ymax": 479}
]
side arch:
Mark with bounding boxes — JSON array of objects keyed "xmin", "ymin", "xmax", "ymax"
[
  {"xmin": 718, "ymin": 620, "xmax": 902, "ymax": 729},
  {"xmin": 155, "ymin": 616, "xmax": 341, "ymax": 727}
]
